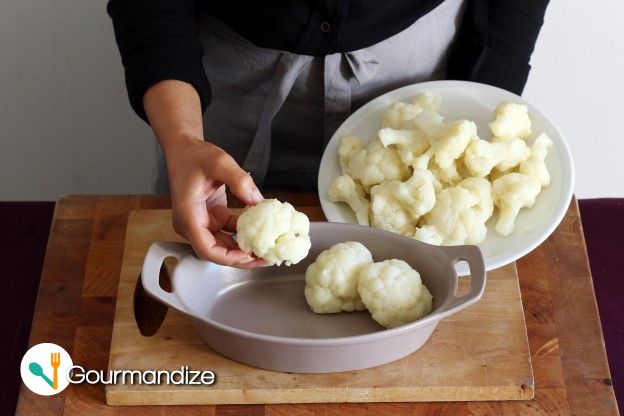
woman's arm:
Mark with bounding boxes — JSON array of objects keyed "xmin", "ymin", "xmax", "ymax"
[
  {"xmin": 107, "ymin": 1, "xmax": 265, "ymax": 268},
  {"xmin": 447, "ymin": 0, "xmax": 550, "ymax": 95},
  {"xmin": 143, "ymin": 80, "xmax": 265, "ymax": 268},
  {"xmin": 107, "ymin": 0, "xmax": 211, "ymax": 121}
]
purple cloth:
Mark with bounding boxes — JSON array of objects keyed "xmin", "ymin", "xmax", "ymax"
[
  {"xmin": 0, "ymin": 202, "xmax": 54, "ymax": 416},
  {"xmin": 579, "ymin": 198, "xmax": 624, "ymax": 412}
]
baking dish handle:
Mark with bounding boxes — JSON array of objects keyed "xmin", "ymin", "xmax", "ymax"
[
  {"xmin": 141, "ymin": 241, "xmax": 194, "ymax": 316},
  {"xmin": 438, "ymin": 244, "xmax": 487, "ymax": 317}
]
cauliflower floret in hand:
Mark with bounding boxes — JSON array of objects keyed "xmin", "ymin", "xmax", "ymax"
[
  {"xmin": 378, "ymin": 127, "xmax": 430, "ymax": 167},
  {"xmin": 328, "ymin": 174, "xmax": 370, "ymax": 226},
  {"xmin": 304, "ymin": 242, "xmax": 373, "ymax": 313},
  {"xmin": 347, "ymin": 139, "xmax": 410, "ymax": 186},
  {"xmin": 237, "ymin": 199, "xmax": 311, "ymax": 266},
  {"xmin": 358, "ymin": 259, "xmax": 433, "ymax": 328},
  {"xmin": 489, "ymin": 102, "xmax": 532, "ymax": 139},
  {"xmin": 519, "ymin": 133, "xmax": 553, "ymax": 187},
  {"xmin": 338, "ymin": 135, "xmax": 364, "ymax": 174},
  {"xmin": 491, "ymin": 173, "xmax": 542, "ymax": 236}
]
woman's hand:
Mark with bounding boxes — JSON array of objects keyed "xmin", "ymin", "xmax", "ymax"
[
  {"xmin": 164, "ymin": 136, "xmax": 266, "ymax": 268},
  {"xmin": 143, "ymin": 80, "xmax": 266, "ymax": 268}
]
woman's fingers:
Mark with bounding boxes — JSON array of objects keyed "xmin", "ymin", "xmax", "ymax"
[
  {"xmin": 174, "ymin": 203, "xmax": 251, "ymax": 266},
  {"xmin": 209, "ymin": 205, "xmax": 239, "ymax": 233},
  {"xmin": 205, "ymin": 184, "xmax": 227, "ymax": 209},
  {"xmin": 174, "ymin": 203, "xmax": 268, "ymax": 269},
  {"xmin": 207, "ymin": 153, "xmax": 264, "ymax": 206}
]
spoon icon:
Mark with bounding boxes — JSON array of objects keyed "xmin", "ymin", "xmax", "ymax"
[{"xmin": 29, "ymin": 362, "xmax": 54, "ymax": 388}]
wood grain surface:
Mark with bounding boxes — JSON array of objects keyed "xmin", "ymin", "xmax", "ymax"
[
  {"xmin": 13, "ymin": 194, "xmax": 619, "ymax": 416},
  {"xmin": 105, "ymin": 208, "xmax": 533, "ymax": 405}
]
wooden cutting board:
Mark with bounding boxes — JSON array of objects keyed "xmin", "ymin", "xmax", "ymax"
[{"xmin": 106, "ymin": 208, "xmax": 534, "ymax": 405}]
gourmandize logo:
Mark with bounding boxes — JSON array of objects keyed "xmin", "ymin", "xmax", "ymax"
[{"xmin": 20, "ymin": 343, "xmax": 73, "ymax": 396}]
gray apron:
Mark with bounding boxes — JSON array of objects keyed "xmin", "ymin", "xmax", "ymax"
[{"xmin": 154, "ymin": 0, "xmax": 466, "ymax": 193}]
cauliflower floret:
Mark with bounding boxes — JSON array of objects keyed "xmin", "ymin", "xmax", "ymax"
[
  {"xmin": 459, "ymin": 177, "xmax": 494, "ymax": 223},
  {"xmin": 380, "ymin": 93, "xmax": 442, "ymax": 129},
  {"xmin": 429, "ymin": 159, "xmax": 463, "ymax": 186},
  {"xmin": 464, "ymin": 138, "xmax": 506, "ymax": 178},
  {"xmin": 466, "ymin": 135, "xmax": 530, "ymax": 178},
  {"xmin": 412, "ymin": 92, "xmax": 441, "ymax": 112},
  {"xmin": 413, "ymin": 225, "xmax": 444, "ymax": 245},
  {"xmin": 422, "ymin": 186, "xmax": 487, "ymax": 245},
  {"xmin": 519, "ymin": 133, "xmax": 553, "ymax": 187},
  {"xmin": 357, "ymin": 259, "xmax": 433, "ymax": 328},
  {"xmin": 412, "ymin": 111, "xmax": 476, "ymax": 169},
  {"xmin": 338, "ymin": 135, "xmax": 364, "ymax": 173},
  {"xmin": 488, "ymin": 167, "xmax": 512, "ymax": 183},
  {"xmin": 489, "ymin": 102, "xmax": 532, "ymax": 139},
  {"xmin": 347, "ymin": 139, "xmax": 411, "ymax": 186},
  {"xmin": 381, "ymin": 102, "xmax": 422, "ymax": 129},
  {"xmin": 237, "ymin": 199, "xmax": 311, "ymax": 266},
  {"xmin": 492, "ymin": 135, "xmax": 531, "ymax": 171},
  {"xmin": 491, "ymin": 173, "xmax": 542, "ymax": 236},
  {"xmin": 378, "ymin": 127, "xmax": 430, "ymax": 167},
  {"xmin": 369, "ymin": 183, "xmax": 416, "ymax": 236},
  {"xmin": 328, "ymin": 174, "xmax": 370, "ymax": 226},
  {"xmin": 368, "ymin": 169, "xmax": 437, "ymax": 234},
  {"xmin": 304, "ymin": 242, "xmax": 373, "ymax": 313},
  {"xmin": 386, "ymin": 169, "xmax": 438, "ymax": 219}
]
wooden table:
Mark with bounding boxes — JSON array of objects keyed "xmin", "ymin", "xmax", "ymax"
[{"xmin": 15, "ymin": 194, "xmax": 619, "ymax": 416}]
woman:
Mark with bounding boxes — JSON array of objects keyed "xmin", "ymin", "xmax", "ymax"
[{"xmin": 107, "ymin": 0, "xmax": 548, "ymax": 268}]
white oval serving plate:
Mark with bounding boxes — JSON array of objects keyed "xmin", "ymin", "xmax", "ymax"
[{"xmin": 318, "ymin": 80, "xmax": 574, "ymax": 275}]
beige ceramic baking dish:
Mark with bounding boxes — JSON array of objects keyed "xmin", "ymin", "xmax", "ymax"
[{"xmin": 142, "ymin": 222, "xmax": 486, "ymax": 373}]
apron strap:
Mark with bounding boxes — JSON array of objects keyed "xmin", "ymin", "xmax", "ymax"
[
  {"xmin": 323, "ymin": 50, "xmax": 380, "ymax": 145},
  {"xmin": 244, "ymin": 49, "xmax": 379, "ymax": 187},
  {"xmin": 243, "ymin": 53, "xmax": 313, "ymax": 186}
]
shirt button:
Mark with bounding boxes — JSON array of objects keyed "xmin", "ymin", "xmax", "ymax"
[{"xmin": 320, "ymin": 21, "xmax": 332, "ymax": 33}]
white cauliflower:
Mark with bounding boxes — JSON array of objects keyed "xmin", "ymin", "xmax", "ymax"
[
  {"xmin": 378, "ymin": 127, "xmax": 430, "ymax": 167},
  {"xmin": 379, "ymin": 170, "xmax": 437, "ymax": 220},
  {"xmin": 464, "ymin": 138, "xmax": 505, "ymax": 178},
  {"xmin": 492, "ymin": 135, "xmax": 531, "ymax": 171},
  {"xmin": 369, "ymin": 182, "xmax": 416, "ymax": 236},
  {"xmin": 459, "ymin": 177, "xmax": 494, "ymax": 223},
  {"xmin": 347, "ymin": 139, "xmax": 410, "ymax": 186},
  {"xmin": 237, "ymin": 199, "xmax": 311, "ymax": 266},
  {"xmin": 338, "ymin": 135, "xmax": 364, "ymax": 173},
  {"xmin": 379, "ymin": 93, "xmax": 441, "ymax": 129},
  {"xmin": 489, "ymin": 102, "xmax": 532, "ymax": 139},
  {"xmin": 413, "ymin": 225, "xmax": 444, "ymax": 245},
  {"xmin": 328, "ymin": 174, "xmax": 370, "ymax": 226},
  {"xmin": 412, "ymin": 111, "xmax": 476, "ymax": 169},
  {"xmin": 304, "ymin": 242, "xmax": 373, "ymax": 313},
  {"xmin": 381, "ymin": 102, "xmax": 422, "ymax": 129},
  {"xmin": 422, "ymin": 186, "xmax": 487, "ymax": 245},
  {"xmin": 412, "ymin": 92, "xmax": 441, "ymax": 111},
  {"xmin": 491, "ymin": 173, "xmax": 542, "ymax": 236},
  {"xmin": 519, "ymin": 133, "xmax": 553, "ymax": 187},
  {"xmin": 357, "ymin": 259, "xmax": 433, "ymax": 328},
  {"xmin": 429, "ymin": 159, "xmax": 463, "ymax": 186},
  {"xmin": 368, "ymin": 169, "xmax": 438, "ymax": 235}
]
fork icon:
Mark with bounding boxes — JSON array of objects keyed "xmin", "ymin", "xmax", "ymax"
[{"xmin": 51, "ymin": 352, "xmax": 61, "ymax": 390}]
